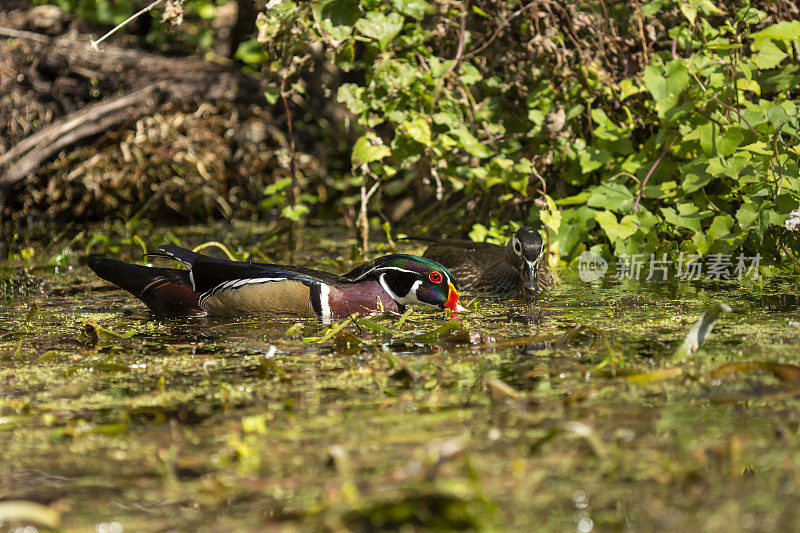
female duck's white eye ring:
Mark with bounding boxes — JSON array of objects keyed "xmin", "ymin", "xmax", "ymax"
[{"xmin": 513, "ymin": 238, "xmax": 522, "ymax": 255}]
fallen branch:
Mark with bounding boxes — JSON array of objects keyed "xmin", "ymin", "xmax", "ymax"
[
  {"xmin": 0, "ymin": 25, "xmax": 51, "ymax": 43},
  {"xmin": 0, "ymin": 32, "xmax": 266, "ymax": 193},
  {"xmin": 0, "ymin": 84, "xmax": 162, "ymax": 189}
]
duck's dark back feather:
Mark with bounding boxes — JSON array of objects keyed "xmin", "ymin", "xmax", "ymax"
[{"xmin": 156, "ymin": 245, "xmax": 349, "ymax": 289}]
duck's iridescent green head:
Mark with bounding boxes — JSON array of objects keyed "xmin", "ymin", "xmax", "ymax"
[{"xmin": 345, "ymin": 254, "xmax": 464, "ymax": 311}]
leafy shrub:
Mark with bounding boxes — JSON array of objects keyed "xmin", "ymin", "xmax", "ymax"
[
  {"xmin": 251, "ymin": 0, "xmax": 799, "ymax": 268},
  {"xmin": 34, "ymin": 0, "xmax": 800, "ymax": 268}
]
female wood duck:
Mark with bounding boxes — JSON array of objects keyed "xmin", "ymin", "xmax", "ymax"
[
  {"xmin": 88, "ymin": 245, "xmax": 465, "ymax": 319},
  {"xmin": 419, "ymin": 226, "xmax": 554, "ymax": 298}
]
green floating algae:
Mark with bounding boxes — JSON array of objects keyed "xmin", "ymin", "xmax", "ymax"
[{"xmin": 2, "ymin": 225, "xmax": 800, "ymax": 531}]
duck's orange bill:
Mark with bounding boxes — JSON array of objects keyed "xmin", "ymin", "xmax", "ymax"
[{"xmin": 445, "ymin": 283, "xmax": 466, "ymax": 312}]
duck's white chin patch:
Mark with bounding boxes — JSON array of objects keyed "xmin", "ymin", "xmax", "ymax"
[{"xmin": 403, "ymin": 280, "xmax": 423, "ymax": 304}]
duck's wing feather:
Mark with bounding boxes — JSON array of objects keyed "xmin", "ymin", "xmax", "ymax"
[
  {"xmin": 184, "ymin": 256, "xmax": 347, "ymax": 317},
  {"xmin": 187, "ymin": 255, "xmax": 345, "ymax": 295}
]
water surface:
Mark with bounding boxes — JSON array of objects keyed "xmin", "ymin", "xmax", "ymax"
[{"xmin": 1, "ymin": 228, "xmax": 799, "ymax": 531}]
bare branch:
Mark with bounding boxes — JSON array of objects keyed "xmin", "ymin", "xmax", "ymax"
[{"xmin": 90, "ymin": 0, "xmax": 165, "ymax": 50}]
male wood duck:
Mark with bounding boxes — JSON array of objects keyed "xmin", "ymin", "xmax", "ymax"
[
  {"xmin": 419, "ymin": 226, "xmax": 554, "ymax": 298},
  {"xmin": 88, "ymin": 245, "xmax": 464, "ymax": 319}
]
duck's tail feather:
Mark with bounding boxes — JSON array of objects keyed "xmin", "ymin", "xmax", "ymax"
[{"xmin": 88, "ymin": 257, "xmax": 205, "ymax": 316}]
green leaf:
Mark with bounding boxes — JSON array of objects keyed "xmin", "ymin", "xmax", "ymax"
[
  {"xmin": 429, "ymin": 57, "xmax": 453, "ymax": 78},
  {"xmin": 736, "ymin": 78, "xmax": 760, "ymax": 95},
  {"xmin": 704, "ymin": 37, "xmax": 741, "ymax": 50},
  {"xmin": 661, "ymin": 205, "xmax": 703, "ymax": 234},
  {"xmin": 642, "ymin": 180, "xmax": 678, "ymax": 199},
  {"xmin": 540, "ymin": 195, "xmax": 562, "ymax": 233},
  {"xmin": 595, "ymin": 210, "xmax": 638, "ymax": 242},
  {"xmin": 682, "ymin": 169, "xmax": 712, "ymax": 194},
  {"xmin": 471, "ymin": 5, "xmax": 490, "ymax": 17},
  {"xmin": 312, "ymin": 0, "xmax": 360, "ymax": 43},
  {"xmin": 459, "ymin": 63, "xmax": 482, "ymax": 85},
  {"xmin": 750, "ymin": 21, "xmax": 800, "ymax": 42},
  {"xmin": 402, "ymin": 118, "xmax": 431, "ymax": 146},
  {"xmin": 264, "ymin": 86, "xmax": 280, "ymax": 105},
  {"xmin": 453, "ymin": 127, "xmax": 492, "ymax": 158},
  {"xmin": 392, "ymin": 0, "xmax": 432, "ymax": 19},
  {"xmin": 555, "ymin": 192, "xmax": 591, "ymax": 206},
  {"xmin": 619, "ymin": 79, "xmax": 643, "ymax": 100},
  {"xmin": 752, "ymin": 39, "xmax": 787, "ymax": 69},
  {"xmin": 355, "ymin": 11, "xmax": 404, "ymax": 49},
  {"xmin": 263, "ymin": 176, "xmax": 293, "ymax": 196},
  {"xmin": 641, "ymin": 65, "xmax": 667, "ymax": 100},
  {"xmin": 352, "ymin": 135, "xmax": 391, "ymax": 165},
  {"xmin": 704, "ymin": 156, "xmax": 724, "ymax": 176},
  {"xmin": 740, "ymin": 141, "xmax": 772, "ymax": 155},
  {"xmin": 557, "ymin": 206, "xmax": 596, "ymax": 258},
  {"xmin": 693, "ymin": 0, "xmax": 723, "ymax": 15},
  {"xmin": 705, "ymin": 155, "xmax": 749, "ymax": 179},
  {"xmin": 707, "ymin": 214, "xmax": 734, "ymax": 242},
  {"xmin": 432, "ymin": 110, "xmax": 460, "ymax": 128},
  {"xmin": 760, "ymin": 208, "xmax": 787, "ymax": 230},
  {"xmin": 281, "ymin": 203, "xmax": 309, "ymax": 221},
  {"xmin": 413, "ymin": 320, "xmax": 461, "ymax": 343},
  {"xmin": 679, "ymin": 1, "xmax": 697, "ymax": 25},
  {"xmin": 697, "ymin": 123, "xmax": 744, "ymax": 157},
  {"xmin": 586, "ymin": 182, "xmax": 634, "ymax": 213},
  {"xmin": 337, "ymin": 83, "xmax": 368, "ymax": 115},
  {"xmin": 776, "ymin": 193, "xmax": 800, "ymax": 214},
  {"xmin": 633, "ymin": 207, "xmax": 659, "ymax": 232},
  {"xmin": 234, "ymin": 39, "xmax": 267, "ymax": 65},
  {"xmin": 642, "ymin": 61, "xmax": 688, "ymax": 119},
  {"xmin": 579, "ymin": 147, "xmax": 609, "ymax": 173},
  {"xmin": 736, "ymin": 203, "xmax": 758, "ymax": 229}
]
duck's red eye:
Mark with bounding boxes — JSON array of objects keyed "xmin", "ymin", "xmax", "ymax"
[{"xmin": 429, "ymin": 272, "xmax": 443, "ymax": 284}]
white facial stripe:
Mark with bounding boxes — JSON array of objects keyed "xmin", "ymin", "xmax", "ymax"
[
  {"xmin": 378, "ymin": 273, "xmax": 401, "ymax": 302},
  {"xmin": 189, "ymin": 269, "xmax": 196, "ymax": 291},
  {"xmin": 318, "ymin": 283, "xmax": 331, "ymax": 319},
  {"xmin": 388, "ymin": 266, "xmax": 454, "ymax": 288},
  {"xmin": 351, "ymin": 266, "xmax": 419, "ymax": 281}
]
